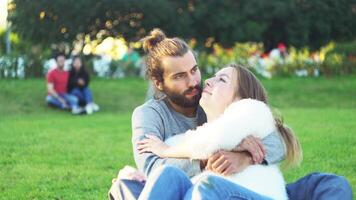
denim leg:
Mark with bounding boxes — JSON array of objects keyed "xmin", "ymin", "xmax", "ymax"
[
  {"xmin": 62, "ymin": 94, "xmax": 79, "ymax": 109},
  {"xmin": 139, "ymin": 166, "xmax": 193, "ymax": 200},
  {"xmin": 286, "ymin": 172, "xmax": 352, "ymax": 200},
  {"xmin": 82, "ymin": 87, "xmax": 93, "ymax": 103},
  {"xmin": 46, "ymin": 95, "xmax": 63, "ymax": 109},
  {"xmin": 46, "ymin": 95, "xmax": 65, "ymax": 109},
  {"xmin": 70, "ymin": 88, "xmax": 85, "ymax": 102},
  {"xmin": 184, "ymin": 175, "xmax": 272, "ymax": 200},
  {"xmin": 109, "ymin": 179, "xmax": 146, "ymax": 200}
]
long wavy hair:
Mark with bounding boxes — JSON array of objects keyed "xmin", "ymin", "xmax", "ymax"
[{"xmin": 231, "ymin": 63, "xmax": 302, "ymax": 167}]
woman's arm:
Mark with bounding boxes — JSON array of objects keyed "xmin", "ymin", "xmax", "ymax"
[
  {"xmin": 137, "ymin": 135, "xmax": 192, "ymax": 158},
  {"xmin": 67, "ymin": 72, "xmax": 76, "ymax": 92},
  {"xmin": 83, "ymin": 69, "xmax": 90, "ymax": 87},
  {"xmin": 138, "ymin": 99, "xmax": 276, "ymax": 160}
]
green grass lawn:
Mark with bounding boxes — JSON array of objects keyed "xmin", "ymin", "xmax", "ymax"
[{"xmin": 0, "ymin": 76, "xmax": 355, "ymax": 199}]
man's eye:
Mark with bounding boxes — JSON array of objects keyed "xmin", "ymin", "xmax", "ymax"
[
  {"xmin": 192, "ymin": 67, "xmax": 197, "ymax": 73},
  {"xmin": 175, "ymin": 74, "xmax": 184, "ymax": 79},
  {"xmin": 219, "ymin": 78, "xmax": 226, "ymax": 83}
]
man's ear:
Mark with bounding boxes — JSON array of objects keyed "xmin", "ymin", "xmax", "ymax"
[{"xmin": 153, "ymin": 79, "xmax": 164, "ymax": 91}]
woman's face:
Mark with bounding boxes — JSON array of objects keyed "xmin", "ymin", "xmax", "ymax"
[
  {"xmin": 72, "ymin": 58, "xmax": 82, "ymax": 71},
  {"xmin": 200, "ymin": 67, "xmax": 239, "ymax": 116}
]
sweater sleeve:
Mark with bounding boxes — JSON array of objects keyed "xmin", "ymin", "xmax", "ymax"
[
  {"xmin": 262, "ymin": 131, "xmax": 286, "ymax": 164},
  {"xmin": 132, "ymin": 105, "xmax": 201, "ymax": 177},
  {"xmin": 179, "ymin": 99, "xmax": 277, "ymax": 159}
]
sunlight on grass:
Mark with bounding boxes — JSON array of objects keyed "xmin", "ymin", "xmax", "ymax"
[{"xmin": 0, "ymin": 77, "xmax": 355, "ymax": 199}]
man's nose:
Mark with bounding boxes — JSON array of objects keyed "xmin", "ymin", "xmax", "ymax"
[{"xmin": 188, "ymin": 74, "xmax": 199, "ymax": 87}]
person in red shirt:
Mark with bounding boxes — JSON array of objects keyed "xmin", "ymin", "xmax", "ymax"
[{"xmin": 45, "ymin": 53, "xmax": 82, "ymax": 114}]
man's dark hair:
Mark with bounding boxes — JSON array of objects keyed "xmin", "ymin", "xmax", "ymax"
[
  {"xmin": 55, "ymin": 52, "xmax": 66, "ymax": 60},
  {"xmin": 141, "ymin": 28, "xmax": 190, "ymax": 83}
]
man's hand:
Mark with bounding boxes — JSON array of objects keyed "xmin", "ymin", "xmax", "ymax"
[
  {"xmin": 58, "ymin": 97, "xmax": 69, "ymax": 108},
  {"xmin": 112, "ymin": 166, "xmax": 146, "ymax": 183},
  {"xmin": 233, "ymin": 135, "xmax": 266, "ymax": 164},
  {"xmin": 200, "ymin": 159, "xmax": 208, "ymax": 170},
  {"xmin": 206, "ymin": 151, "xmax": 253, "ymax": 176}
]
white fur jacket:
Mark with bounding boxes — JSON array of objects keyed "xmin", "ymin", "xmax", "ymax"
[{"xmin": 165, "ymin": 98, "xmax": 288, "ymax": 200}]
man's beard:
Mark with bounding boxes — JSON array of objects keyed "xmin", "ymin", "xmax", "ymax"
[{"xmin": 163, "ymin": 84, "xmax": 202, "ymax": 108}]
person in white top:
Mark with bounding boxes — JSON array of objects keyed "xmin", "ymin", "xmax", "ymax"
[{"xmin": 138, "ymin": 64, "xmax": 302, "ymax": 200}]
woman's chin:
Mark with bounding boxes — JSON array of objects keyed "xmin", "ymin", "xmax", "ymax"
[
  {"xmin": 199, "ymin": 97, "xmax": 209, "ymax": 111},
  {"xmin": 199, "ymin": 98, "xmax": 205, "ymax": 108}
]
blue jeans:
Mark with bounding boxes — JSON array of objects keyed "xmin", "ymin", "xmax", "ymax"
[
  {"xmin": 69, "ymin": 87, "xmax": 93, "ymax": 105},
  {"xmin": 139, "ymin": 166, "xmax": 271, "ymax": 200},
  {"xmin": 113, "ymin": 166, "xmax": 352, "ymax": 200},
  {"xmin": 286, "ymin": 172, "xmax": 352, "ymax": 200},
  {"xmin": 46, "ymin": 93, "xmax": 79, "ymax": 109}
]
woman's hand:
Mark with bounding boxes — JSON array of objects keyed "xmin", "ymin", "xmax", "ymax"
[
  {"xmin": 137, "ymin": 135, "xmax": 169, "ymax": 158},
  {"xmin": 78, "ymin": 78, "xmax": 85, "ymax": 86}
]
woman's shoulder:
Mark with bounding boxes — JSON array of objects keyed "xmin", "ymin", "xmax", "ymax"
[
  {"xmin": 226, "ymin": 98, "xmax": 269, "ymax": 114},
  {"xmin": 223, "ymin": 98, "xmax": 274, "ymax": 125},
  {"xmin": 221, "ymin": 98, "xmax": 276, "ymax": 136}
]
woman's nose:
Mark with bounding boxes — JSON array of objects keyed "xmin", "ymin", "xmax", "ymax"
[{"xmin": 205, "ymin": 78, "xmax": 212, "ymax": 87}]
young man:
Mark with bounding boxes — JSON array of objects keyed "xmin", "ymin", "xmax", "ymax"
[
  {"xmin": 45, "ymin": 53, "xmax": 82, "ymax": 114},
  {"xmin": 109, "ymin": 29, "xmax": 352, "ymax": 200}
]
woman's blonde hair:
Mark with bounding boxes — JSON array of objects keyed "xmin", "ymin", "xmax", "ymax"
[{"xmin": 230, "ymin": 63, "xmax": 302, "ymax": 167}]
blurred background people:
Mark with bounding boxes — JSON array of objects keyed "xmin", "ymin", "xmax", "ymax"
[
  {"xmin": 67, "ymin": 56, "xmax": 99, "ymax": 114},
  {"xmin": 45, "ymin": 53, "xmax": 82, "ymax": 114}
]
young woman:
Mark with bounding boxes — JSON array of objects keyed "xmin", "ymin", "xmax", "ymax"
[
  {"xmin": 137, "ymin": 64, "xmax": 302, "ymax": 199},
  {"xmin": 68, "ymin": 56, "xmax": 99, "ymax": 114}
]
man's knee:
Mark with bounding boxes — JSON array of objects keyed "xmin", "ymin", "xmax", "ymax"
[
  {"xmin": 46, "ymin": 95, "xmax": 55, "ymax": 103},
  {"xmin": 141, "ymin": 166, "xmax": 192, "ymax": 200},
  {"xmin": 108, "ymin": 179, "xmax": 144, "ymax": 200},
  {"xmin": 45, "ymin": 95, "xmax": 61, "ymax": 108},
  {"xmin": 297, "ymin": 172, "xmax": 353, "ymax": 200},
  {"xmin": 185, "ymin": 175, "xmax": 231, "ymax": 200},
  {"xmin": 45, "ymin": 95, "xmax": 51, "ymax": 102},
  {"xmin": 315, "ymin": 173, "xmax": 352, "ymax": 193},
  {"xmin": 66, "ymin": 94, "xmax": 79, "ymax": 104},
  {"xmin": 310, "ymin": 172, "xmax": 350, "ymax": 186},
  {"xmin": 151, "ymin": 165, "xmax": 186, "ymax": 180},
  {"xmin": 191, "ymin": 174, "xmax": 219, "ymax": 193}
]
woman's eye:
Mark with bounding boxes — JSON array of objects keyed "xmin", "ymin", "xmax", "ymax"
[{"xmin": 219, "ymin": 78, "xmax": 226, "ymax": 83}]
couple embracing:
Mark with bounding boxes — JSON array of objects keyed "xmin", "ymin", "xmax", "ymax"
[{"xmin": 109, "ymin": 29, "xmax": 352, "ymax": 200}]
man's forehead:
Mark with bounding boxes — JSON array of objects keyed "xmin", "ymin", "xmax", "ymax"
[{"xmin": 162, "ymin": 51, "xmax": 197, "ymax": 74}]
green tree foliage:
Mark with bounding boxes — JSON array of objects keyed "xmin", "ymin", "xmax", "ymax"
[{"xmin": 8, "ymin": 0, "xmax": 356, "ymax": 50}]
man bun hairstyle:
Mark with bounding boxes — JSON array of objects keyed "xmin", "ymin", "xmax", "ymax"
[
  {"xmin": 142, "ymin": 28, "xmax": 167, "ymax": 53},
  {"xmin": 141, "ymin": 28, "xmax": 190, "ymax": 83}
]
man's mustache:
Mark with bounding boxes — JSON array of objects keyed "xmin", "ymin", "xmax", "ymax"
[{"xmin": 183, "ymin": 84, "xmax": 202, "ymax": 95}]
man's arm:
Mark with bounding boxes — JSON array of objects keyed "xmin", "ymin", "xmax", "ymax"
[
  {"xmin": 46, "ymin": 71, "xmax": 67, "ymax": 106},
  {"xmin": 131, "ymin": 106, "xmax": 201, "ymax": 177},
  {"xmin": 47, "ymin": 82, "xmax": 58, "ymax": 97},
  {"xmin": 47, "ymin": 82, "xmax": 67, "ymax": 107},
  {"xmin": 262, "ymin": 131, "xmax": 286, "ymax": 164},
  {"xmin": 206, "ymin": 131, "xmax": 286, "ymax": 175}
]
